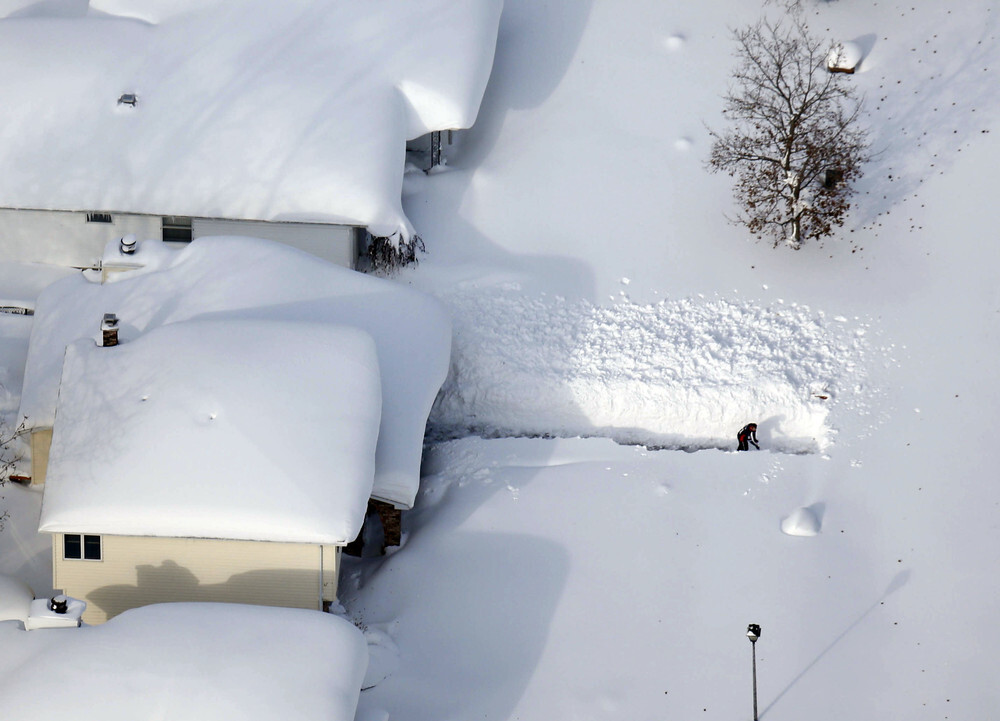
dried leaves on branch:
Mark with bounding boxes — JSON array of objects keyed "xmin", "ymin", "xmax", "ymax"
[
  {"xmin": 708, "ymin": 16, "xmax": 869, "ymax": 248},
  {"xmin": 363, "ymin": 233, "xmax": 426, "ymax": 274},
  {"xmin": 0, "ymin": 419, "xmax": 25, "ymax": 532}
]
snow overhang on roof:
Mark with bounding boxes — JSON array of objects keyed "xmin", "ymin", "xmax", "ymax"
[
  {"xmin": 21, "ymin": 236, "xmax": 451, "ymax": 509},
  {"xmin": 0, "ymin": 0, "xmax": 503, "ymax": 239},
  {"xmin": 39, "ymin": 319, "xmax": 382, "ymax": 544}
]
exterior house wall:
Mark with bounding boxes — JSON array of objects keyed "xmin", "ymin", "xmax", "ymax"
[
  {"xmin": 29, "ymin": 428, "xmax": 52, "ymax": 487},
  {"xmin": 0, "ymin": 208, "xmax": 161, "ymax": 268},
  {"xmin": 0, "ymin": 208, "xmax": 360, "ymax": 269},
  {"xmin": 191, "ymin": 218, "xmax": 359, "ymax": 269},
  {"xmin": 51, "ymin": 533, "xmax": 341, "ymax": 625}
]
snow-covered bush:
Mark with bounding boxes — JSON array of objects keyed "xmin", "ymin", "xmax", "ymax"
[{"xmin": 363, "ymin": 233, "xmax": 427, "ymax": 274}]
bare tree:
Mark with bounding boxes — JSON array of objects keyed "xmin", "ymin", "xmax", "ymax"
[
  {"xmin": 708, "ymin": 15, "xmax": 869, "ymax": 248},
  {"xmin": 0, "ymin": 419, "xmax": 25, "ymax": 532}
]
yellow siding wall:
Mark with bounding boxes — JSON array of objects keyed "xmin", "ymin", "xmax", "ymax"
[
  {"xmin": 29, "ymin": 428, "xmax": 52, "ymax": 487},
  {"xmin": 51, "ymin": 534, "xmax": 341, "ymax": 625}
]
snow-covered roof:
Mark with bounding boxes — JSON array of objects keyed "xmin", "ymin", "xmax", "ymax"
[
  {"xmin": 0, "ymin": 0, "xmax": 502, "ymax": 238},
  {"xmin": 21, "ymin": 236, "xmax": 451, "ymax": 509},
  {"xmin": 39, "ymin": 319, "xmax": 381, "ymax": 544},
  {"xmin": 0, "ymin": 603, "xmax": 368, "ymax": 721}
]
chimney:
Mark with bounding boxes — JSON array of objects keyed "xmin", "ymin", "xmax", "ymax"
[
  {"xmin": 101, "ymin": 313, "xmax": 119, "ymax": 347},
  {"xmin": 49, "ymin": 595, "xmax": 69, "ymax": 614}
]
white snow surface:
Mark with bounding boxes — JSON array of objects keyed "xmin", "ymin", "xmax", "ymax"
[
  {"xmin": 344, "ymin": 0, "xmax": 1000, "ymax": 719},
  {"xmin": 0, "ymin": 573, "xmax": 32, "ymax": 623},
  {"xmin": 0, "ymin": 602, "xmax": 368, "ymax": 721},
  {"xmin": 20, "ymin": 236, "xmax": 451, "ymax": 509},
  {"xmin": 3, "ymin": 0, "xmax": 1000, "ymax": 719},
  {"xmin": 0, "ymin": 0, "xmax": 502, "ymax": 239},
  {"xmin": 431, "ymin": 288, "xmax": 869, "ymax": 452},
  {"xmin": 40, "ymin": 319, "xmax": 381, "ymax": 544}
]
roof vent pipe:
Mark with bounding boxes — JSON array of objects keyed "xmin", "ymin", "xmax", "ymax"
[
  {"xmin": 120, "ymin": 234, "xmax": 137, "ymax": 255},
  {"xmin": 49, "ymin": 595, "xmax": 69, "ymax": 614},
  {"xmin": 101, "ymin": 313, "xmax": 119, "ymax": 347}
]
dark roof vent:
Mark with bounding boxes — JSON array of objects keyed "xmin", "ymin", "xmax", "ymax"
[
  {"xmin": 120, "ymin": 234, "xmax": 137, "ymax": 255},
  {"xmin": 49, "ymin": 595, "xmax": 69, "ymax": 614},
  {"xmin": 117, "ymin": 93, "xmax": 138, "ymax": 107}
]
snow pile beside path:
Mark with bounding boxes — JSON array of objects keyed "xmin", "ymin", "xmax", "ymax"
[{"xmin": 431, "ymin": 291, "xmax": 870, "ymax": 452}]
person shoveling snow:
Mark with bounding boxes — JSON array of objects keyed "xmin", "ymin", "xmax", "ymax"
[{"xmin": 737, "ymin": 423, "xmax": 759, "ymax": 451}]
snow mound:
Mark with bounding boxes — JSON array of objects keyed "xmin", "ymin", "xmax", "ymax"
[
  {"xmin": 780, "ymin": 505, "xmax": 823, "ymax": 536},
  {"xmin": 430, "ymin": 291, "xmax": 868, "ymax": 453},
  {"xmin": 0, "ymin": 603, "xmax": 368, "ymax": 721},
  {"xmin": 663, "ymin": 34, "xmax": 686, "ymax": 52},
  {"xmin": 0, "ymin": 574, "xmax": 33, "ymax": 624},
  {"xmin": 828, "ymin": 41, "xmax": 863, "ymax": 73},
  {"xmin": 361, "ymin": 623, "xmax": 401, "ymax": 690}
]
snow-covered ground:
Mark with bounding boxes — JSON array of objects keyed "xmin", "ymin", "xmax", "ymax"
[
  {"xmin": 3, "ymin": 0, "xmax": 1000, "ymax": 719},
  {"xmin": 354, "ymin": 0, "xmax": 1000, "ymax": 719}
]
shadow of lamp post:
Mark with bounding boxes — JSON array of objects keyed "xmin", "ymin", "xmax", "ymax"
[{"xmin": 747, "ymin": 624, "xmax": 761, "ymax": 721}]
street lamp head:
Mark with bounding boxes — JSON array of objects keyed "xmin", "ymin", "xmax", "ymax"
[{"xmin": 747, "ymin": 623, "xmax": 761, "ymax": 643}]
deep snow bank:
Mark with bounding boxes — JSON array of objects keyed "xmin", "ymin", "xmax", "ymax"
[
  {"xmin": 430, "ymin": 289, "xmax": 871, "ymax": 453},
  {"xmin": 0, "ymin": 603, "xmax": 367, "ymax": 721}
]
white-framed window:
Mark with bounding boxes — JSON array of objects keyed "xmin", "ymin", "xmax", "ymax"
[{"xmin": 64, "ymin": 534, "xmax": 102, "ymax": 561}]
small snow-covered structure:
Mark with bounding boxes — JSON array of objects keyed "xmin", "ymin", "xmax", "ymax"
[
  {"xmin": 39, "ymin": 319, "xmax": 382, "ymax": 624},
  {"xmin": 24, "ymin": 595, "xmax": 86, "ymax": 630},
  {"xmin": 0, "ymin": 603, "xmax": 368, "ymax": 721},
  {"xmin": 0, "ymin": 0, "xmax": 503, "ymax": 267},
  {"xmin": 827, "ymin": 41, "xmax": 863, "ymax": 73}
]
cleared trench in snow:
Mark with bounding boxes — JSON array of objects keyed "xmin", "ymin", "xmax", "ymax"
[{"xmin": 429, "ymin": 291, "xmax": 872, "ymax": 454}]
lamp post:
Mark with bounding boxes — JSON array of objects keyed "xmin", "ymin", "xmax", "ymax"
[{"xmin": 746, "ymin": 624, "xmax": 761, "ymax": 721}]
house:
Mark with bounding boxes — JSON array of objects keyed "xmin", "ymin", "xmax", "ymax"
[
  {"xmin": 18, "ymin": 235, "xmax": 451, "ymax": 620},
  {"xmin": 0, "ymin": 0, "xmax": 503, "ymax": 268},
  {"xmin": 38, "ymin": 318, "xmax": 382, "ymax": 624}
]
